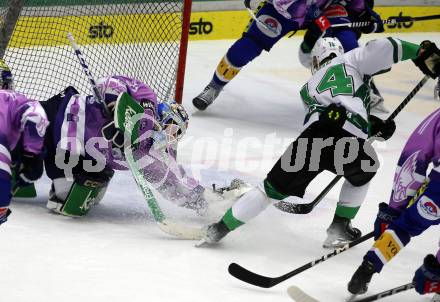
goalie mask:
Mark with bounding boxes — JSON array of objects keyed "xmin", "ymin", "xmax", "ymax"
[
  {"xmin": 0, "ymin": 59, "xmax": 14, "ymax": 90},
  {"xmin": 310, "ymin": 37, "xmax": 344, "ymax": 74},
  {"xmin": 157, "ymin": 102, "xmax": 189, "ymax": 143}
]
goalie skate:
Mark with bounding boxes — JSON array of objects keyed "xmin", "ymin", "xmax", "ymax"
[
  {"xmin": 323, "ymin": 217, "xmax": 361, "ymax": 249},
  {"xmin": 192, "ymin": 84, "xmax": 222, "ymax": 110},
  {"xmin": 433, "ymin": 293, "xmax": 440, "ymax": 302}
]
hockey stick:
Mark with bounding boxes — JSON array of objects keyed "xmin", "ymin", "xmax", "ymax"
[
  {"xmin": 350, "ymin": 283, "xmax": 414, "ymax": 302},
  {"xmin": 276, "ymin": 74, "xmax": 431, "ymax": 215},
  {"xmin": 67, "ymin": 32, "xmax": 111, "ymax": 117},
  {"xmin": 67, "ymin": 33, "xmax": 203, "ymax": 240},
  {"xmin": 228, "ymin": 231, "xmax": 374, "ymax": 288},
  {"xmin": 286, "ymin": 283, "xmax": 414, "ymax": 302},
  {"xmin": 330, "ymin": 14, "xmax": 440, "ymax": 29},
  {"xmin": 275, "ymin": 175, "xmax": 342, "ymax": 214}
]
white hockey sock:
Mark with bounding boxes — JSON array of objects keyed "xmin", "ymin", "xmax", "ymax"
[{"xmin": 336, "ymin": 180, "xmax": 370, "ymax": 219}]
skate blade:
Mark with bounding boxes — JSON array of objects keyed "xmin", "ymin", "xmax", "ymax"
[{"xmin": 322, "ymin": 239, "xmax": 351, "ymax": 249}]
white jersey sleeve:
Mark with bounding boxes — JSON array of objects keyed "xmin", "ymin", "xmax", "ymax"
[{"xmin": 345, "ymin": 37, "xmax": 420, "ymax": 77}]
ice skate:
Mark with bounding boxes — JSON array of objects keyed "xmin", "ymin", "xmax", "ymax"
[
  {"xmin": 347, "ymin": 260, "xmax": 376, "ymax": 295},
  {"xmin": 432, "ymin": 293, "xmax": 440, "ymax": 302},
  {"xmin": 323, "ymin": 216, "xmax": 362, "ymax": 249},
  {"xmin": 192, "ymin": 84, "xmax": 222, "ymax": 110},
  {"xmin": 196, "ymin": 220, "xmax": 230, "ymax": 247}
]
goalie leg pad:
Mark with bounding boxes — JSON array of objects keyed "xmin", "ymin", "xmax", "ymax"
[{"xmin": 47, "ymin": 178, "xmax": 108, "ymax": 217}]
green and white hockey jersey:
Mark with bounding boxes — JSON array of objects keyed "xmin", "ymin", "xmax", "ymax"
[{"xmin": 300, "ymin": 37, "xmax": 420, "ymax": 139}]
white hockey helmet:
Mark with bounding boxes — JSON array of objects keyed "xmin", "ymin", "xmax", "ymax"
[{"xmin": 310, "ymin": 37, "xmax": 344, "ymax": 74}]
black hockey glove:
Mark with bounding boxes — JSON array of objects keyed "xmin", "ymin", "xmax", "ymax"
[
  {"xmin": 373, "ymin": 202, "xmax": 401, "ymax": 240},
  {"xmin": 358, "ymin": 6, "xmax": 384, "ymax": 34},
  {"xmin": 16, "ymin": 151, "xmax": 44, "ymax": 187},
  {"xmin": 413, "ymin": 41, "xmax": 440, "ymax": 79},
  {"xmin": 369, "ymin": 115, "xmax": 396, "ymax": 140}
]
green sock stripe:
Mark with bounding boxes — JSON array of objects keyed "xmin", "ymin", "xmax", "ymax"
[
  {"xmin": 335, "ymin": 205, "xmax": 360, "ymax": 219},
  {"xmin": 222, "ymin": 208, "xmax": 244, "ymax": 231},
  {"xmin": 398, "ymin": 39, "xmax": 420, "ymax": 61},
  {"xmin": 264, "ymin": 179, "xmax": 288, "ymax": 200}
]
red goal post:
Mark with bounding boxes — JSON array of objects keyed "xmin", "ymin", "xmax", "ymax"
[{"xmin": 0, "ymin": 0, "xmax": 192, "ymax": 104}]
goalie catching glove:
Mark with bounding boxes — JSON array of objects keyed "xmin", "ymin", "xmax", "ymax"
[{"xmin": 413, "ymin": 41, "xmax": 440, "ymax": 79}]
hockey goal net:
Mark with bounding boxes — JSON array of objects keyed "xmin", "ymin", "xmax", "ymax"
[{"xmin": 0, "ymin": 0, "xmax": 191, "ymax": 103}]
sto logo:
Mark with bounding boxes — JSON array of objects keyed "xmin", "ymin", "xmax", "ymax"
[
  {"xmin": 256, "ymin": 15, "xmax": 282, "ymax": 38},
  {"xmin": 417, "ymin": 196, "xmax": 440, "ymax": 221}
]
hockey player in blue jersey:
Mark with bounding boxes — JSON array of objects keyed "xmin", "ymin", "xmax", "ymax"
[{"xmin": 192, "ymin": 0, "xmax": 385, "ymax": 111}]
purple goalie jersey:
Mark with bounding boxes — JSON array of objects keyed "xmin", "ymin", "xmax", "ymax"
[
  {"xmin": 52, "ymin": 76, "xmax": 203, "ymax": 206},
  {"xmin": 0, "ymin": 90, "xmax": 48, "ymax": 181},
  {"xmin": 389, "ymin": 109, "xmax": 440, "ymax": 211}
]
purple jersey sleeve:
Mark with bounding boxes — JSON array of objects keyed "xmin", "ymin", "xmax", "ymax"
[
  {"xmin": 0, "ymin": 91, "xmax": 48, "ymax": 179},
  {"xmin": 138, "ymin": 146, "xmax": 203, "ymax": 206},
  {"xmin": 389, "ymin": 109, "xmax": 440, "ymax": 211}
]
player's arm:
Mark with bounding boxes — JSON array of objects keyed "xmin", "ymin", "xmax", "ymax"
[
  {"xmin": 15, "ymin": 100, "xmax": 48, "ymax": 187},
  {"xmin": 347, "ymin": 37, "xmax": 419, "ymax": 76}
]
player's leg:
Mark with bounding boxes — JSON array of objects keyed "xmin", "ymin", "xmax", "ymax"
[
  {"xmin": 348, "ymin": 181, "xmax": 440, "ymax": 295},
  {"xmin": 322, "ymin": 134, "xmax": 377, "ymax": 248},
  {"xmin": 192, "ymin": 1, "xmax": 297, "ymax": 110},
  {"xmin": 200, "ymin": 124, "xmax": 322, "ymax": 244},
  {"xmin": 44, "ymin": 142, "xmax": 114, "ymax": 217},
  {"xmin": 0, "ymin": 173, "xmax": 12, "ymax": 224},
  {"xmin": 46, "ymin": 167, "xmax": 114, "ymax": 217}
]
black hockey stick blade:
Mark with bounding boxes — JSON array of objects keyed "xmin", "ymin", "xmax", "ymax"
[
  {"xmin": 352, "ymin": 283, "xmax": 414, "ymax": 302},
  {"xmin": 275, "ymin": 175, "xmax": 342, "ymax": 214},
  {"xmin": 228, "ymin": 231, "xmax": 374, "ymax": 288}
]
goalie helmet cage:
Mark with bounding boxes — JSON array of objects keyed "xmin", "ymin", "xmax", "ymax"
[{"xmin": 0, "ymin": 0, "xmax": 191, "ymax": 104}]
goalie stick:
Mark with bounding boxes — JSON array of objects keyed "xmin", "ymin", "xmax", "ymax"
[
  {"xmin": 287, "ymin": 282, "xmax": 414, "ymax": 302},
  {"xmin": 276, "ymin": 74, "xmax": 431, "ymax": 215},
  {"xmin": 228, "ymin": 231, "xmax": 374, "ymax": 288},
  {"xmin": 67, "ymin": 33, "xmax": 204, "ymax": 240}
]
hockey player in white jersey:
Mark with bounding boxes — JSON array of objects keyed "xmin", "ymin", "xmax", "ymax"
[{"xmin": 198, "ymin": 36, "xmax": 437, "ymax": 248}]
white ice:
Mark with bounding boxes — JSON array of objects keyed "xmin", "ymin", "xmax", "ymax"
[{"xmin": 2, "ymin": 33, "xmax": 440, "ymax": 302}]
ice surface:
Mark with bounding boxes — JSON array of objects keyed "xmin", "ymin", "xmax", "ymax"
[{"xmin": 2, "ymin": 33, "xmax": 440, "ymax": 302}]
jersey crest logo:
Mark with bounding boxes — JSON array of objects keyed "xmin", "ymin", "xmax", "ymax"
[
  {"xmin": 417, "ymin": 196, "xmax": 440, "ymax": 221},
  {"xmin": 256, "ymin": 15, "xmax": 282, "ymax": 38},
  {"xmin": 392, "ymin": 151, "xmax": 420, "ymax": 202}
]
